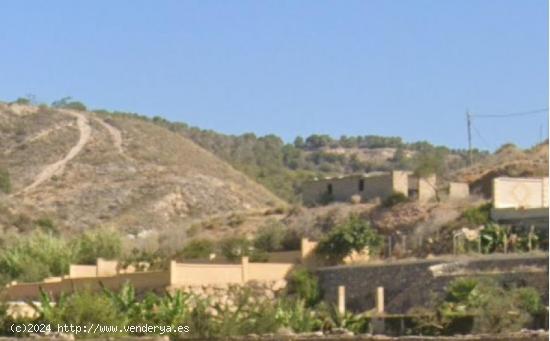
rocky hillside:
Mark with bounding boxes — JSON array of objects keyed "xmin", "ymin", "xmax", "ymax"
[
  {"xmin": 0, "ymin": 103, "xmax": 283, "ymax": 234},
  {"xmin": 454, "ymin": 142, "xmax": 548, "ymax": 196}
]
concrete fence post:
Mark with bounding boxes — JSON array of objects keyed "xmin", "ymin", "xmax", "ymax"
[
  {"xmin": 338, "ymin": 285, "xmax": 346, "ymax": 314},
  {"xmin": 96, "ymin": 258, "xmax": 103, "ymax": 276},
  {"xmin": 169, "ymin": 260, "xmax": 177, "ymax": 286},
  {"xmin": 241, "ymin": 256, "xmax": 249, "ymax": 283},
  {"xmin": 376, "ymin": 286, "xmax": 384, "ymax": 314}
]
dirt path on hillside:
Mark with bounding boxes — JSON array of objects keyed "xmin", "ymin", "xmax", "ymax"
[
  {"xmin": 18, "ymin": 110, "xmax": 91, "ymax": 194},
  {"xmin": 92, "ymin": 116, "xmax": 123, "ymax": 154}
]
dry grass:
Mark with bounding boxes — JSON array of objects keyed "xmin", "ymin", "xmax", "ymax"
[{"xmin": 0, "ymin": 104, "xmax": 283, "ymax": 236}]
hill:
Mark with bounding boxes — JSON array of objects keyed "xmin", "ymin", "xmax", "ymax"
[
  {"xmin": 0, "ymin": 103, "xmax": 283, "ymax": 234},
  {"xmin": 145, "ymin": 118, "xmax": 490, "ymax": 201}
]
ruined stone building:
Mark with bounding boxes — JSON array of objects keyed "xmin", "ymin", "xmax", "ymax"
[
  {"xmin": 302, "ymin": 171, "xmax": 445, "ymax": 205},
  {"xmin": 301, "ymin": 170, "xmax": 470, "ymax": 205}
]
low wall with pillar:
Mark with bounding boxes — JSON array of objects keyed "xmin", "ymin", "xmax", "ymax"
[
  {"xmin": 4, "ymin": 257, "xmax": 296, "ymax": 302},
  {"xmin": 169, "ymin": 258, "xmax": 295, "ymax": 286},
  {"xmin": 317, "ymin": 254, "xmax": 548, "ymax": 313},
  {"xmin": 69, "ymin": 258, "xmax": 120, "ymax": 278}
]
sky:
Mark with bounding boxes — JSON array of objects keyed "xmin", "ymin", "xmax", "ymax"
[{"xmin": 0, "ymin": 0, "xmax": 548, "ymax": 150}]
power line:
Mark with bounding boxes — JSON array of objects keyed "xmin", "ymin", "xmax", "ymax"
[
  {"xmin": 471, "ymin": 123, "xmax": 492, "ymax": 150},
  {"xmin": 472, "ymin": 108, "xmax": 548, "ymax": 118},
  {"xmin": 465, "ymin": 107, "xmax": 548, "ymax": 159}
]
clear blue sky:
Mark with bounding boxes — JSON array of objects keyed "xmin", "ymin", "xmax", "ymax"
[{"xmin": 0, "ymin": 0, "xmax": 548, "ymax": 150}]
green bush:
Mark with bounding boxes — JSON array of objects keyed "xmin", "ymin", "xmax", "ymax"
[
  {"xmin": 440, "ymin": 277, "xmax": 542, "ymax": 333},
  {"xmin": 254, "ymin": 219, "xmax": 286, "ymax": 252},
  {"xmin": 219, "ymin": 236, "xmax": 252, "ymax": 262},
  {"xmin": 317, "ymin": 214, "xmax": 382, "ymax": 263},
  {"xmin": 179, "ymin": 239, "xmax": 215, "ymax": 259},
  {"xmin": 463, "ymin": 203, "xmax": 492, "ymax": 226},
  {"xmin": 286, "ymin": 268, "xmax": 321, "ymax": 307},
  {"xmin": 35, "ymin": 290, "xmax": 125, "ymax": 336},
  {"xmin": 0, "ymin": 232, "xmax": 73, "ymax": 282},
  {"xmin": 512, "ymin": 287, "xmax": 543, "ymax": 315},
  {"xmin": 413, "ymin": 149, "xmax": 447, "ymax": 177},
  {"xmin": 71, "ymin": 228, "xmax": 122, "ymax": 264},
  {"xmin": 382, "ymin": 192, "xmax": 409, "ymax": 207}
]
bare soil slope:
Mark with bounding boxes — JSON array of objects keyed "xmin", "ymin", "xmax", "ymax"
[{"xmin": 0, "ymin": 104, "xmax": 283, "ymax": 233}]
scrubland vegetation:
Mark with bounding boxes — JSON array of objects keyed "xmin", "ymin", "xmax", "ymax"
[
  {"xmin": 85, "ymin": 103, "xmax": 489, "ymax": 201},
  {"xmin": 0, "ymin": 200, "xmax": 545, "ymax": 287},
  {"xmin": 0, "ymin": 275, "xmax": 543, "ymax": 338}
]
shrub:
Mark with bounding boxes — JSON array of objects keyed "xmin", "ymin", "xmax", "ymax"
[
  {"xmin": 286, "ymin": 269, "xmax": 321, "ymax": 307},
  {"xmin": 0, "ymin": 232, "xmax": 73, "ymax": 282},
  {"xmin": 71, "ymin": 228, "xmax": 122, "ymax": 264},
  {"xmin": 219, "ymin": 237, "xmax": 252, "ymax": 261},
  {"xmin": 512, "ymin": 287, "xmax": 543, "ymax": 315},
  {"xmin": 179, "ymin": 239, "xmax": 215, "ymax": 259},
  {"xmin": 382, "ymin": 192, "xmax": 409, "ymax": 207},
  {"xmin": 35, "ymin": 218, "xmax": 58, "ymax": 234},
  {"xmin": 254, "ymin": 219, "xmax": 286, "ymax": 252},
  {"xmin": 463, "ymin": 203, "xmax": 492, "ymax": 226},
  {"xmin": 13, "ymin": 97, "xmax": 30, "ymax": 105},
  {"xmin": 440, "ymin": 278, "xmax": 541, "ymax": 333},
  {"xmin": 36, "ymin": 290, "xmax": 125, "ymax": 334},
  {"xmin": 51, "ymin": 97, "xmax": 87, "ymax": 111},
  {"xmin": 413, "ymin": 149, "xmax": 447, "ymax": 177},
  {"xmin": 317, "ymin": 214, "xmax": 382, "ymax": 263},
  {"xmin": 0, "ymin": 168, "xmax": 11, "ymax": 194},
  {"xmin": 281, "ymin": 228, "xmax": 302, "ymax": 251}
]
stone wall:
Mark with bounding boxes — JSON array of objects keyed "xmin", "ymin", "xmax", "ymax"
[
  {"xmin": 449, "ymin": 182, "xmax": 470, "ymax": 200},
  {"xmin": 317, "ymin": 254, "xmax": 548, "ymax": 314},
  {"xmin": 362, "ymin": 172, "xmax": 399, "ymax": 201}
]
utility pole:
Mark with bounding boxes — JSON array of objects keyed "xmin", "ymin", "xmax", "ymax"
[{"xmin": 466, "ymin": 110, "xmax": 472, "ymax": 165}]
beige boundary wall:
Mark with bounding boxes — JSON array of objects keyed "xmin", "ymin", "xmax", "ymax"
[
  {"xmin": 4, "ymin": 260, "xmax": 295, "ymax": 301},
  {"xmin": 69, "ymin": 258, "xmax": 120, "ymax": 278},
  {"xmin": 3, "ymin": 238, "xmax": 326, "ymax": 301},
  {"xmin": 3, "ymin": 271, "xmax": 171, "ymax": 301},
  {"xmin": 493, "ymin": 177, "xmax": 549, "ymax": 209}
]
